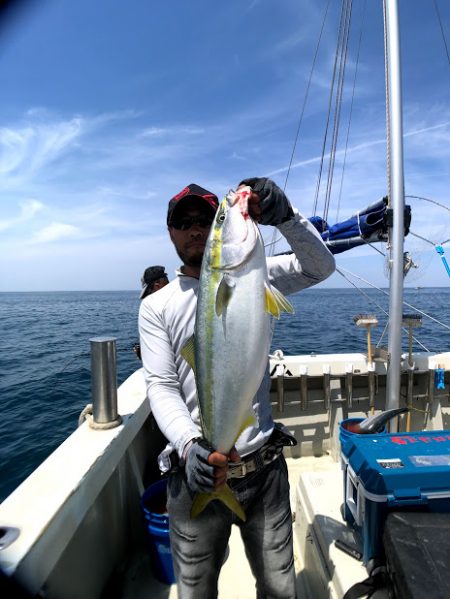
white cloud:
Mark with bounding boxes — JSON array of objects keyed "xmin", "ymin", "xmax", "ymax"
[
  {"xmin": 20, "ymin": 199, "xmax": 44, "ymax": 218},
  {"xmin": 0, "ymin": 118, "xmax": 83, "ymax": 186},
  {"xmin": 0, "ymin": 198, "xmax": 44, "ymax": 232},
  {"xmin": 33, "ymin": 222, "xmax": 80, "ymax": 243}
]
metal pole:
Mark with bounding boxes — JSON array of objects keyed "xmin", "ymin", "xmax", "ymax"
[
  {"xmin": 90, "ymin": 337, "xmax": 118, "ymax": 424},
  {"xmin": 384, "ymin": 0, "xmax": 405, "ymax": 429}
]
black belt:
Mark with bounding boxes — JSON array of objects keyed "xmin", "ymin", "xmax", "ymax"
[{"xmin": 227, "ymin": 442, "xmax": 284, "ymax": 479}]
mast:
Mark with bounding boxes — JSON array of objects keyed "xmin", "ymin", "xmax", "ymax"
[{"xmin": 384, "ymin": 0, "xmax": 405, "ymax": 427}]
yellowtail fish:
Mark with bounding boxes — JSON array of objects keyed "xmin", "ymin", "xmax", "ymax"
[{"xmin": 181, "ymin": 186, "xmax": 294, "ymax": 520}]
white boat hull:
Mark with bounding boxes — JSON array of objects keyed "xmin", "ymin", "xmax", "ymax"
[{"xmin": 0, "ymin": 351, "xmax": 449, "ymax": 597}]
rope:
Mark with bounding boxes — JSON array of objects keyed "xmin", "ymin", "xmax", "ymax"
[{"xmin": 78, "ymin": 403, "xmax": 123, "ymax": 430}]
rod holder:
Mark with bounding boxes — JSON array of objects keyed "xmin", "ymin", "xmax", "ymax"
[
  {"xmin": 345, "ymin": 364, "xmax": 353, "ymax": 408},
  {"xmin": 368, "ymin": 365, "xmax": 376, "ymax": 415},
  {"xmin": 275, "ymin": 363, "xmax": 285, "ymax": 412},
  {"xmin": 299, "ymin": 366, "xmax": 308, "ymax": 411},
  {"xmin": 90, "ymin": 337, "xmax": 119, "ymax": 425},
  {"xmin": 323, "ymin": 365, "xmax": 331, "ymax": 411}
]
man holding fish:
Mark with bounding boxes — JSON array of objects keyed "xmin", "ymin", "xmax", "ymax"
[{"xmin": 139, "ymin": 178, "xmax": 335, "ymax": 598}]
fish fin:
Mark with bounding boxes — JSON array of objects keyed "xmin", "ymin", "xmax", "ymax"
[
  {"xmin": 264, "ymin": 284, "xmax": 294, "ymax": 319},
  {"xmin": 190, "ymin": 485, "xmax": 246, "ymax": 522},
  {"xmin": 180, "ymin": 335, "xmax": 196, "ymax": 374},
  {"xmin": 216, "ymin": 276, "xmax": 235, "ymax": 316}
]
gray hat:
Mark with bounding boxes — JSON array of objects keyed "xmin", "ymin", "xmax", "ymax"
[{"xmin": 140, "ymin": 266, "xmax": 168, "ymax": 299}]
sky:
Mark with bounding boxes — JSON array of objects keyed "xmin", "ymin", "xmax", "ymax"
[{"xmin": 0, "ymin": 0, "xmax": 449, "ymax": 292}]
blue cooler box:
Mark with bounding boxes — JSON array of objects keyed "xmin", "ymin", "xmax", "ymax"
[{"xmin": 341, "ymin": 430, "xmax": 450, "ymax": 564}]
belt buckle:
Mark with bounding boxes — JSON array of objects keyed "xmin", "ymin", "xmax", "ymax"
[{"xmin": 229, "ymin": 460, "xmax": 247, "ymax": 478}]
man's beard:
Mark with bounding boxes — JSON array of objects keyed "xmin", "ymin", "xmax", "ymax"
[{"xmin": 175, "ymin": 247, "xmax": 204, "ymax": 268}]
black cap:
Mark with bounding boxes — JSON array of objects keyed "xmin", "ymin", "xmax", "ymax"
[
  {"xmin": 167, "ymin": 183, "xmax": 219, "ymax": 225},
  {"xmin": 140, "ymin": 266, "xmax": 168, "ymax": 299}
]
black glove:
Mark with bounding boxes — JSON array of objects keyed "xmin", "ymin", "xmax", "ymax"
[
  {"xmin": 185, "ymin": 439, "xmax": 215, "ymax": 493},
  {"xmin": 239, "ymin": 177, "xmax": 294, "ymax": 226}
]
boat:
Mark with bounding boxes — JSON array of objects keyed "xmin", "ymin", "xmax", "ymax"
[{"xmin": 1, "ymin": 1, "xmax": 449, "ymax": 598}]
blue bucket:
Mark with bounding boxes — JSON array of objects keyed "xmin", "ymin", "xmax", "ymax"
[{"xmin": 140, "ymin": 478, "xmax": 176, "ymax": 585}]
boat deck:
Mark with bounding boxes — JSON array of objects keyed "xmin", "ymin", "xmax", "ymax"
[{"xmin": 122, "ymin": 455, "xmax": 382, "ymax": 599}]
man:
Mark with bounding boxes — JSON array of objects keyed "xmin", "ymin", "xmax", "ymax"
[
  {"xmin": 139, "ymin": 179, "xmax": 335, "ymax": 598},
  {"xmin": 133, "ymin": 266, "xmax": 169, "ymax": 360},
  {"xmin": 140, "ymin": 265, "xmax": 169, "ymax": 299}
]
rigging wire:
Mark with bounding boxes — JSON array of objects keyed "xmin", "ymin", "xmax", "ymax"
[
  {"xmin": 313, "ymin": 0, "xmax": 350, "ymax": 217},
  {"xmin": 382, "ymin": 0, "xmax": 391, "ymax": 213},
  {"xmin": 282, "ymin": 0, "xmax": 332, "ymax": 195},
  {"xmin": 336, "ymin": 0, "xmax": 367, "ymax": 222},
  {"xmin": 336, "ymin": 267, "xmax": 430, "ymax": 351},
  {"xmin": 409, "ymin": 230, "xmax": 439, "ymax": 247},
  {"xmin": 269, "ymin": 0, "xmax": 332, "ymax": 258},
  {"xmin": 323, "ymin": 0, "xmax": 353, "ymax": 223},
  {"xmin": 433, "ymin": 0, "xmax": 450, "ymax": 68},
  {"xmin": 406, "ymin": 195, "xmax": 450, "ymax": 246},
  {"xmin": 337, "ymin": 265, "xmax": 450, "ymax": 332},
  {"xmin": 406, "ymin": 195, "xmax": 450, "ymax": 214}
]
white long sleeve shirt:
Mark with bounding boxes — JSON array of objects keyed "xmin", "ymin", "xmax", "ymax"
[{"xmin": 138, "ymin": 209, "xmax": 335, "ymax": 470}]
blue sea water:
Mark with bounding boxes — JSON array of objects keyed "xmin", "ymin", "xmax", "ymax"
[{"xmin": 1, "ymin": 287, "xmax": 449, "ymax": 502}]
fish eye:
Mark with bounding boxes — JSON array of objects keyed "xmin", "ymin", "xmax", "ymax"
[{"xmin": 216, "ymin": 210, "xmax": 226, "ymax": 224}]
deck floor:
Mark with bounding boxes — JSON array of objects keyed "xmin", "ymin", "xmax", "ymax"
[{"xmin": 122, "ymin": 455, "xmax": 361, "ymax": 599}]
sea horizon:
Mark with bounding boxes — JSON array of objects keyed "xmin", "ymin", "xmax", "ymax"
[{"xmin": 0, "ymin": 285, "xmax": 446, "ymax": 294}]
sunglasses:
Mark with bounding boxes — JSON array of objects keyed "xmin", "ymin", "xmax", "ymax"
[{"xmin": 169, "ymin": 215, "xmax": 214, "ymax": 230}]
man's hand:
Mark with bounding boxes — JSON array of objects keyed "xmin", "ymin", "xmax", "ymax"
[
  {"xmin": 238, "ymin": 177, "xmax": 294, "ymax": 225},
  {"xmin": 185, "ymin": 440, "xmax": 240, "ymax": 493},
  {"xmin": 208, "ymin": 447, "xmax": 241, "ymax": 488}
]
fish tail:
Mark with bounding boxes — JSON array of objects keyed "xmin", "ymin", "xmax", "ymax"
[{"xmin": 190, "ymin": 484, "xmax": 246, "ymax": 522}]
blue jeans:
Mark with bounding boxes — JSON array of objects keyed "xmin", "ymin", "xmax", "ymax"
[{"xmin": 167, "ymin": 455, "xmax": 296, "ymax": 599}]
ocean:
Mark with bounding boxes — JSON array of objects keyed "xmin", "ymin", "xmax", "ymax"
[{"xmin": 1, "ymin": 287, "xmax": 449, "ymax": 502}]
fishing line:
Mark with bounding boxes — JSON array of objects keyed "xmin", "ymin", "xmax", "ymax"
[
  {"xmin": 264, "ymin": 234, "xmax": 284, "ymax": 252},
  {"xmin": 46, "ymin": 344, "xmax": 137, "ymax": 402}
]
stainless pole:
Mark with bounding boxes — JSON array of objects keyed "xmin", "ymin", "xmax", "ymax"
[
  {"xmin": 90, "ymin": 337, "xmax": 118, "ymax": 424},
  {"xmin": 384, "ymin": 0, "xmax": 405, "ymax": 428}
]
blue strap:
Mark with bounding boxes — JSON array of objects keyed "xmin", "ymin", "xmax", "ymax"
[
  {"xmin": 436, "ymin": 368, "xmax": 445, "ymax": 390},
  {"xmin": 435, "ymin": 245, "xmax": 450, "ymax": 277}
]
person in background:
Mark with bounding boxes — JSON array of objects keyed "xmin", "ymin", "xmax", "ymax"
[
  {"xmin": 138, "ymin": 179, "xmax": 336, "ymax": 598},
  {"xmin": 140, "ymin": 265, "xmax": 169, "ymax": 300},
  {"xmin": 133, "ymin": 266, "xmax": 169, "ymax": 360}
]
